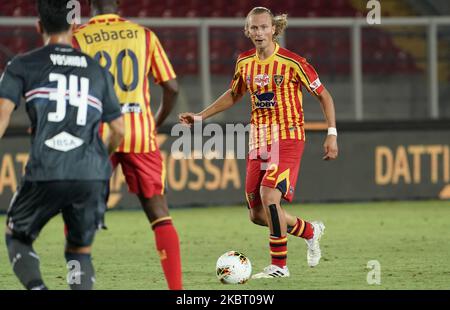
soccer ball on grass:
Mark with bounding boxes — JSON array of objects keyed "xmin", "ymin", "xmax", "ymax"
[{"xmin": 216, "ymin": 251, "xmax": 252, "ymax": 284}]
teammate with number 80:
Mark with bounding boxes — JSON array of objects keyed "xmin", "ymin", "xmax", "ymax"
[{"xmin": 73, "ymin": 0, "xmax": 182, "ymax": 290}]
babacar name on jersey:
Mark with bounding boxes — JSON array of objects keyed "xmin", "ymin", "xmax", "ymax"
[{"xmin": 82, "ymin": 29, "xmax": 139, "ymax": 44}]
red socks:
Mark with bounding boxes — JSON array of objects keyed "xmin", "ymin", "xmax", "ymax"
[
  {"xmin": 152, "ymin": 218, "xmax": 183, "ymax": 290},
  {"xmin": 270, "ymin": 235, "xmax": 288, "ymax": 267},
  {"xmin": 288, "ymin": 218, "xmax": 314, "ymax": 239}
]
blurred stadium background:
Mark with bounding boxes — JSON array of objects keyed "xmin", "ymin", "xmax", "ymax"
[
  {"xmin": 0, "ymin": 0, "xmax": 450, "ymax": 290},
  {"xmin": 1, "ymin": 0, "xmax": 449, "ymax": 207},
  {"xmin": 2, "ymin": 0, "xmax": 450, "ymax": 124}
]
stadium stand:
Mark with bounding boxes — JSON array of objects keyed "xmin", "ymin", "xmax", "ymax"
[{"xmin": 0, "ymin": 0, "xmax": 424, "ymax": 76}]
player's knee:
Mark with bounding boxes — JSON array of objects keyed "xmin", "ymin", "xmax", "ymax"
[
  {"xmin": 5, "ymin": 229, "xmax": 33, "ymax": 246},
  {"xmin": 246, "ymin": 199, "xmax": 264, "ymax": 225},
  {"xmin": 139, "ymin": 195, "xmax": 170, "ymax": 222},
  {"xmin": 260, "ymin": 187, "xmax": 279, "ymax": 207},
  {"xmin": 145, "ymin": 208, "xmax": 170, "ymax": 223},
  {"xmin": 65, "ymin": 229, "xmax": 95, "ymax": 251},
  {"xmin": 248, "ymin": 209, "xmax": 267, "ymax": 226},
  {"xmin": 65, "ymin": 244, "xmax": 92, "ymax": 254}
]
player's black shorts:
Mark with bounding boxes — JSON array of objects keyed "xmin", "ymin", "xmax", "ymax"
[{"xmin": 6, "ymin": 180, "xmax": 108, "ymax": 247}]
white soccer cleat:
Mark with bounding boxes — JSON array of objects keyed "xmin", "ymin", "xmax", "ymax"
[
  {"xmin": 305, "ymin": 221, "xmax": 325, "ymax": 267},
  {"xmin": 251, "ymin": 264, "xmax": 290, "ymax": 279}
]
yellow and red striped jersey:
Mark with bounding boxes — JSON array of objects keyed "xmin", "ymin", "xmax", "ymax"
[
  {"xmin": 73, "ymin": 14, "xmax": 176, "ymax": 153},
  {"xmin": 230, "ymin": 43, "xmax": 324, "ymax": 150}
]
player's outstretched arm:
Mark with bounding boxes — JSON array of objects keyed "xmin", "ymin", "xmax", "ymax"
[
  {"xmin": 155, "ymin": 79, "xmax": 179, "ymax": 129},
  {"xmin": 0, "ymin": 98, "xmax": 15, "ymax": 139},
  {"xmin": 178, "ymin": 89, "xmax": 243, "ymax": 126},
  {"xmin": 315, "ymin": 87, "xmax": 338, "ymax": 161},
  {"xmin": 105, "ymin": 116, "xmax": 124, "ymax": 155}
]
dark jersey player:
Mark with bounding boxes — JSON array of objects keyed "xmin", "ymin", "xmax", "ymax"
[{"xmin": 0, "ymin": 0, "xmax": 124, "ymax": 290}]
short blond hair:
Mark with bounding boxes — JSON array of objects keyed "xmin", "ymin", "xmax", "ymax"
[{"xmin": 244, "ymin": 7, "xmax": 288, "ymax": 42}]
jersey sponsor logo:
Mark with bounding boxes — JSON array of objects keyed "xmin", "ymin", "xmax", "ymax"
[
  {"xmin": 81, "ymin": 29, "xmax": 139, "ymax": 44},
  {"xmin": 254, "ymin": 73, "xmax": 270, "ymax": 87},
  {"xmin": 274, "ymin": 75, "xmax": 284, "ymax": 87},
  {"xmin": 50, "ymin": 54, "xmax": 88, "ymax": 68},
  {"xmin": 254, "ymin": 91, "xmax": 277, "ymax": 109},
  {"xmin": 121, "ymin": 103, "xmax": 142, "ymax": 114},
  {"xmin": 44, "ymin": 131, "xmax": 84, "ymax": 152},
  {"xmin": 309, "ymin": 78, "xmax": 322, "ymax": 91}
]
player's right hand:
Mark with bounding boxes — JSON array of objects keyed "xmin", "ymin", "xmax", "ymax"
[{"xmin": 178, "ymin": 112, "xmax": 199, "ymax": 127}]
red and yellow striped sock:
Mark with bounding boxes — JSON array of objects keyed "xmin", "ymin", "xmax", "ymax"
[
  {"xmin": 288, "ymin": 218, "xmax": 314, "ymax": 240},
  {"xmin": 270, "ymin": 235, "xmax": 287, "ymax": 267}
]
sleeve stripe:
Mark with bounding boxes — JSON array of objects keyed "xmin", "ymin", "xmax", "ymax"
[
  {"xmin": 156, "ymin": 41, "xmax": 175, "ymax": 80},
  {"xmin": 151, "ymin": 53, "xmax": 163, "ymax": 82},
  {"xmin": 229, "ymin": 61, "xmax": 246, "ymax": 96},
  {"xmin": 277, "ymin": 54, "xmax": 312, "ymax": 86},
  {"xmin": 141, "ymin": 29, "xmax": 151, "ymax": 153},
  {"xmin": 145, "ymin": 29, "xmax": 152, "ymax": 73},
  {"xmin": 277, "ymin": 53, "xmax": 323, "ymax": 95}
]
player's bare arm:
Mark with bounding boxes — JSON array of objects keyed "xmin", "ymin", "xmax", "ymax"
[
  {"xmin": 0, "ymin": 98, "xmax": 15, "ymax": 139},
  {"xmin": 105, "ymin": 116, "xmax": 125, "ymax": 155},
  {"xmin": 178, "ymin": 89, "xmax": 243, "ymax": 126},
  {"xmin": 155, "ymin": 78, "xmax": 179, "ymax": 129},
  {"xmin": 315, "ymin": 87, "xmax": 338, "ymax": 161}
]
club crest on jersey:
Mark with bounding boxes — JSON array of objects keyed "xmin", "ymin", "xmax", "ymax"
[
  {"xmin": 254, "ymin": 73, "xmax": 270, "ymax": 87},
  {"xmin": 274, "ymin": 75, "xmax": 284, "ymax": 87},
  {"xmin": 254, "ymin": 91, "xmax": 277, "ymax": 109}
]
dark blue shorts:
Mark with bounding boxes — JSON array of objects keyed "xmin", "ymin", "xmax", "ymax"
[{"xmin": 6, "ymin": 180, "xmax": 107, "ymax": 247}]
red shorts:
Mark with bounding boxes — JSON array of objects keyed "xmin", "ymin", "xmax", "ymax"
[
  {"xmin": 111, "ymin": 150, "xmax": 165, "ymax": 199},
  {"xmin": 245, "ymin": 139, "xmax": 304, "ymax": 209}
]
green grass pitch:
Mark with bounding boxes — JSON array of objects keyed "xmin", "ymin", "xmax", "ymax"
[{"xmin": 0, "ymin": 201, "xmax": 449, "ymax": 290}]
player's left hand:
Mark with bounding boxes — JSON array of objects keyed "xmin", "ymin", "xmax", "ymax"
[{"xmin": 322, "ymin": 135, "xmax": 338, "ymax": 160}]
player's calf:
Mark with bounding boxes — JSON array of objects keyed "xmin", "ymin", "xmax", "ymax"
[
  {"xmin": 5, "ymin": 233, "xmax": 47, "ymax": 290},
  {"xmin": 64, "ymin": 250, "xmax": 95, "ymax": 290},
  {"xmin": 151, "ymin": 216, "xmax": 183, "ymax": 290},
  {"xmin": 266, "ymin": 204, "xmax": 288, "ymax": 268}
]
